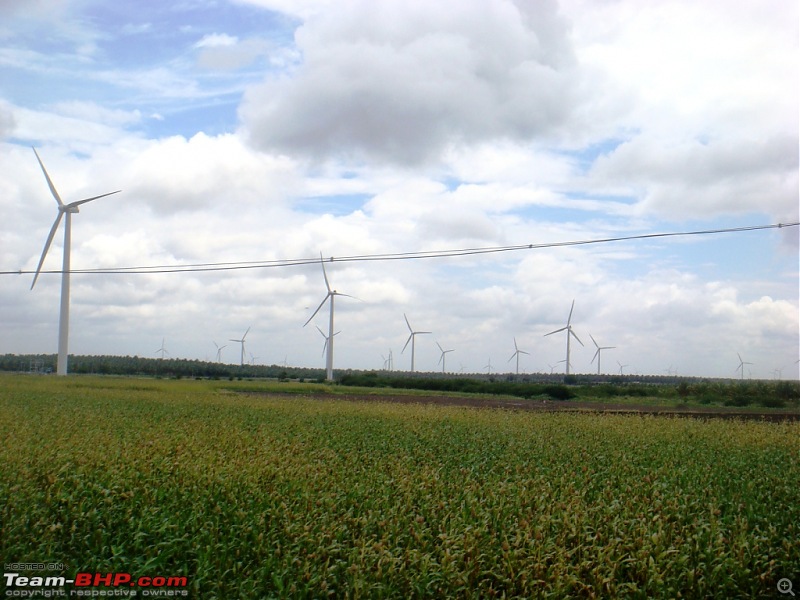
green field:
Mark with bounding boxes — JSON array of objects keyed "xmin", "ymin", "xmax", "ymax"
[{"xmin": 1, "ymin": 376, "xmax": 798, "ymax": 598}]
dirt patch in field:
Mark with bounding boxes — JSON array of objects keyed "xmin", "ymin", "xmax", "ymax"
[{"xmin": 238, "ymin": 391, "xmax": 800, "ymax": 421}]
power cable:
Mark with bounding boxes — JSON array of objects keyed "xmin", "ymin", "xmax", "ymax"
[{"xmin": 3, "ymin": 221, "xmax": 797, "ymax": 277}]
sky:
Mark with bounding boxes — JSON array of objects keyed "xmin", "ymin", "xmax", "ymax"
[{"xmin": 1, "ymin": 0, "xmax": 798, "ymax": 379}]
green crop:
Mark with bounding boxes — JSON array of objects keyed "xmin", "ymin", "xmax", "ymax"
[{"xmin": 1, "ymin": 376, "xmax": 797, "ymax": 598}]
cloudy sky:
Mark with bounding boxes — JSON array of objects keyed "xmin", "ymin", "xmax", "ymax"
[{"xmin": 1, "ymin": 0, "xmax": 797, "ymax": 378}]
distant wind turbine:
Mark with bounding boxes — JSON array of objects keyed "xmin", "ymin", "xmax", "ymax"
[
  {"xmin": 249, "ymin": 352, "xmax": 260, "ymax": 365},
  {"xmin": 155, "ymin": 338, "xmax": 168, "ymax": 360},
  {"xmin": 484, "ymin": 358, "xmax": 493, "ymax": 375},
  {"xmin": 617, "ymin": 360, "xmax": 628, "ymax": 375},
  {"xmin": 229, "ymin": 326, "xmax": 250, "ymax": 367},
  {"xmin": 381, "ymin": 349, "xmax": 394, "ymax": 371},
  {"xmin": 304, "ymin": 254, "xmax": 354, "ymax": 381},
  {"xmin": 316, "ymin": 325, "xmax": 340, "ymax": 359},
  {"xmin": 544, "ymin": 300, "xmax": 583, "ymax": 375},
  {"xmin": 402, "ymin": 314, "xmax": 431, "ymax": 372},
  {"xmin": 29, "ymin": 147, "xmax": 121, "ymax": 376},
  {"xmin": 508, "ymin": 337, "xmax": 529, "ymax": 375},
  {"xmin": 213, "ymin": 341, "xmax": 227, "ymax": 363},
  {"xmin": 589, "ymin": 334, "xmax": 615, "ymax": 375},
  {"xmin": 735, "ymin": 353, "xmax": 753, "ymax": 380},
  {"xmin": 436, "ymin": 342, "xmax": 454, "ymax": 373}
]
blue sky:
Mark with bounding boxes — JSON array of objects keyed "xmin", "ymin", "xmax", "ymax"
[{"xmin": 1, "ymin": 0, "xmax": 797, "ymax": 378}]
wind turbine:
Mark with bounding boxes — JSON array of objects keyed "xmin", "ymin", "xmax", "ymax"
[
  {"xmin": 155, "ymin": 338, "xmax": 168, "ymax": 360},
  {"xmin": 735, "ymin": 353, "xmax": 753, "ymax": 380},
  {"xmin": 544, "ymin": 300, "xmax": 583, "ymax": 375},
  {"xmin": 213, "ymin": 341, "xmax": 227, "ymax": 363},
  {"xmin": 381, "ymin": 349, "xmax": 394, "ymax": 371},
  {"xmin": 589, "ymin": 334, "xmax": 615, "ymax": 375},
  {"xmin": 484, "ymin": 358, "xmax": 493, "ymax": 375},
  {"xmin": 402, "ymin": 314, "xmax": 431, "ymax": 372},
  {"xmin": 436, "ymin": 342, "xmax": 454, "ymax": 373},
  {"xmin": 29, "ymin": 147, "xmax": 121, "ymax": 376},
  {"xmin": 304, "ymin": 254, "xmax": 353, "ymax": 381},
  {"xmin": 617, "ymin": 360, "xmax": 628, "ymax": 375},
  {"xmin": 316, "ymin": 326, "xmax": 340, "ymax": 359},
  {"xmin": 229, "ymin": 326, "xmax": 250, "ymax": 367},
  {"xmin": 508, "ymin": 337, "xmax": 529, "ymax": 375}
]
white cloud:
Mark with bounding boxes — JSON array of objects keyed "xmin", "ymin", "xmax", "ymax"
[{"xmin": 240, "ymin": 0, "xmax": 594, "ymax": 165}]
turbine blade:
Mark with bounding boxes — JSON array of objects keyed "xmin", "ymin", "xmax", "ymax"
[
  {"xmin": 418, "ymin": 331, "xmax": 432, "ymax": 335},
  {"xmin": 319, "ymin": 253, "xmax": 332, "ymax": 293},
  {"xmin": 404, "ymin": 313, "xmax": 413, "ymax": 333},
  {"xmin": 436, "ymin": 342, "xmax": 444, "ymax": 352},
  {"xmin": 590, "ymin": 333, "xmax": 599, "ymax": 348},
  {"xmin": 333, "ymin": 292, "xmax": 359, "ymax": 300},
  {"xmin": 544, "ymin": 326, "xmax": 567, "ymax": 337},
  {"xmin": 31, "ymin": 211, "xmax": 64, "ymax": 289},
  {"xmin": 402, "ymin": 333, "xmax": 413, "ymax": 353},
  {"xmin": 315, "ymin": 325, "xmax": 326, "ymax": 338},
  {"xmin": 32, "ymin": 147, "xmax": 63, "ymax": 206},
  {"xmin": 519, "ymin": 350, "xmax": 530, "ymax": 356},
  {"xmin": 304, "ymin": 295, "xmax": 329, "ymax": 326},
  {"xmin": 570, "ymin": 329, "xmax": 584, "ymax": 346},
  {"xmin": 508, "ymin": 353, "xmax": 516, "ymax": 362},
  {"xmin": 591, "ymin": 349, "xmax": 600, "ymax": 363},
  {"xmin": 438, "ymin": 354, "xmax": 444, "ymax": 365},
  {"xmin": 68, "ymin": 190, "xmax": 121, "ymax": 208},
  {"xmin": 242, "ymin": 326, "xmax": 250, "ymax": 340},
  {"xmin": 567, "ymin": 299, "xmax": 575, "ymax": 325}
]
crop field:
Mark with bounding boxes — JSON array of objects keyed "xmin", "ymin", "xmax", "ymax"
[{"xmin": 1, "ymin": 376, "xmax": 798, "ymax": 598}]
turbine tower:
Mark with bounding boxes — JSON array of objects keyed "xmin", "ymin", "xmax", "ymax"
[
  {"xmin": 736, "ymin": 353, "xmax": 753, "ymax": 380},
  {"xmin": 229, "ymin": 326, "xmax": 250, "ymax": 367},
  {"xmin": 29, "ymin": 147, "xmax": 121, "ymax": 376},
  {"xmin": 544, "ymin": 299, "xmax": 583, "ymax": 375},
  {"xmin": 508, "ymin": 337, "xmax": 530, "ymax": 375},
  {"xmin": 402, "ymin": 314, "xmax": 431, "ymax": 372},
  {"xmin": 589, "ymin": 334, "xmax": 615, "ymax": 375},
  {"xmin": 436, "ymin": 342, "xmax": 454, "ymax": 373},
  {"xmin": 304, "ymin": 254, "xmax": 353, "ymax": 381}
]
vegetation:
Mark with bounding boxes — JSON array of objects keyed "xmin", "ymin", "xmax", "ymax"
[
  {"xmin": 4, "ymin": 353, "xmax": 798, "ymax": 409},
  {"xmin": 1, "ymin": 376, "xmax": 798, "ymax": 598}
]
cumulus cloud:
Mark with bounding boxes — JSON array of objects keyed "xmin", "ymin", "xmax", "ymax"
[
  {"xmin": 590, "ymin": 133, "xmax": 800, "ymax": 220},
  {"xmin": 240, "ymin": 0, "xmax": 591, "ymax": 165},
  {"xmin": 0, "ymin": 101, "xmax": 16, "ymax": 138}
]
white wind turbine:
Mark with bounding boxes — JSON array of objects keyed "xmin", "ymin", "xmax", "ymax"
[
  {"xmin": 402, "ymin": 314, "xmax": 431, "ymax": 373},
  {"xmin": 589, "ymin": 334, "xmax": 615, "ymax": 375},
  {"xmin": 155, "ymin": 338, "xmax": 168, "ymax": 360},
  {"xmin": 436, "ymin": 342, "xmax": 454, "ymax": 374},
  {"xmin": 484, "ymin": 358, "xmax": 493, "ymax": 375},
  {"xmin": 544, "ymin": 300, "xmax": 583, "ymax": 375},
  {"xmin": 29, "ymin": 147, "xmax": 121, "ymax": 376},
  {"xmin": 229, "ymin": 326, "xmax": 250, "ymax": 367},
  {"xmin": 213, "ymin": 341, "xmax": 227, "ymax": 363},
  {"xmin": 617, "ymin": 360, "xmax": 628, "ymax": 375},
  {"xmin": 381, "ymin": 349, "xmax": 394, "ymax": 371},
  {"xmin": 508, "ymin": 337, "xmax": 529, "ymax": 375},
  {"xmin": 304, "ymin": 254, "xmax": 354, "ymax": 381},
  {"xmin": 735, "ymin": 353, "xmax": 753, "ymax": 380},
  {"xmin": 316, "ymin": 326, "xmax": 340, "ymax": 360}
]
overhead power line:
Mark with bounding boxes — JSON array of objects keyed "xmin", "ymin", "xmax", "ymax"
[{"xmin": 4, "ymin": 222, "xmax": 797, "ymax": 278}]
